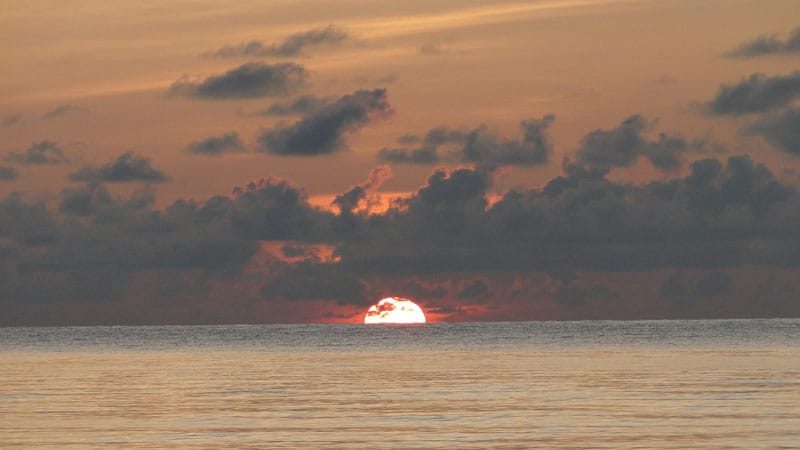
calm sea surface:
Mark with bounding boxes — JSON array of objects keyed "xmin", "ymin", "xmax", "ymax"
[{"xmin": 1, "ymin": 320, "xmax": 799, "ymax": 449}]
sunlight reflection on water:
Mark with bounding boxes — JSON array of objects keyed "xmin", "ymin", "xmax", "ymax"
[{"xmin": 1, "ymin": 319, "xmax": 799, "ymax": 448}]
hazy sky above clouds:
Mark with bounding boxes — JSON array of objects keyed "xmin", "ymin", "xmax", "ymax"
[{"xmin": 2, "ymin": 0, "xmax": 800, "ymax": 324}]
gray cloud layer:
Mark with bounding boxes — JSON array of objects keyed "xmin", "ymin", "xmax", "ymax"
[
  {"xmin": 747, "ymin": 107, "xmax": 800, "ymax": 155},
  {"xmin": 0, "ymin": 166, "xmax": 18, "ymax": 181},
  {"xmin": 706, "ymin": 72, "xmax": 800, "ymax": 115},
  {"xmin": 207, "ymin": 25, "xmax": 348, "ymax": 58},
  {"xmin": 185, "ymin": 132, "xmax": 244, "ymax": 155},
  {"xmin": 70, "ymin": 151, "xmax": 168, "ymax": 183},
  {"xmin": 169, "ymin": 62, "xmax": 306, "ymax": 99},
  {"xmin": 725, "ymin": 27, "xmax": 800, "ymax": 58},
  {"xmin": 378, "ymin": 115, "xmax": 555, "ymax": 167},
  {"xmin": 6, "ymin": 141, "xmax": 70, "ymax": 165},
  {"xmin": 258, "ymin": 88, "xmax": 391, "ymax": 156},
  {"xmin": 3, "ymin": 149, "xmax": 800, "ymax": 321},
  {"xmin": 575, "ymin": 115, "xmax": 695, "ymax": 172}
]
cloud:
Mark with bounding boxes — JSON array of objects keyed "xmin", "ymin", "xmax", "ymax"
[
  {"xmin": 70, "ymin": 151, "xmax": 168, "ymax": 183},
  {"xmin": 747, "ymin": 107, "xmax": 800, "ymax": 155},
  {"xmin": 42, "ymin": 104, "xmax": 88, "ymax": 119},
  {"xmin": 338, "ymin": 154, "xmax": 800, "ymax": 276},
  {"xmin": 260, "ymin": 263, "xmax": 367, "ymax": 305},
  {"xmin": 333, "ymin": 165, "xmax": 392, "ymax": 216},
  {"xmin": 457, "ymin": 279, "xmax": 491, "ymax": 299},
  {"xmin": 2, "ymin": 114, "xmax": 22, "ymax": 127},
  {"xmin": 0, "ymin": 166, "xmax": 18, "ymax": 181},
  {"xmin": 462, "ymin": 115, "xmax": 555, "ymax": 167},
  {"xmin": 207, "ymin": 25, "xmax": 348, "ymax": 58},
  {"xmin": 378, "ymin": 116, "xmax": 555, "ymax": 167},
  {"xmin": 6, "ymin": 148, "xmax": 800, "ymax": 323},
  {"xmin": 575, "ymin": 115, "xmax": 694, "ymax": 172},
  {"xmin": 660, "ymin": 271, "xmax": 733, "ymax": 305},
  {"xmin": 705, "ymin": 72, "xmax": 800, "ymax": 115},
  {"xmin": 185, "ymin": 132, "xmax": 244, "ymax": 155},
  {"xmin": 258, "ymin": 88, "xmax": 391, "ymax": 156},
  {"xmin": 725, "ymin": 27, "xmax": 800, "ymax": 58},
  {"xmin": 256, "ymin": 95, "xmax": 331, "ymax": 116},
  {"xmin": 5, "ymin": 140, "xmax": 70, "ymax": 165},
  {"xmin": 60, "ymin": 183, "xmax": 154, "ymax": 217},
  {"xmin": 168, "ymin": 62, "xmax": 306, "ymax": 99},
  {"xmin": 0, "ymin": 194, "xmax": 59, "ymax": 245}
]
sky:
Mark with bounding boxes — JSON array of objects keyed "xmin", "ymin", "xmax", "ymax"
[{"xmin": 2, "ymin": 0, "xmax": 800, "ymax": 325}]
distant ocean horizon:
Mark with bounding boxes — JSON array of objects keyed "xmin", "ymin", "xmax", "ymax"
[{"xmin": 2, "ymin": 319, "xmax": 799, "ymax": 448}]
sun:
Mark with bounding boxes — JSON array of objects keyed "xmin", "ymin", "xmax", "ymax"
[{"xmin": 364, "ymin": 297, "xmax": 426, "ymax": 324}]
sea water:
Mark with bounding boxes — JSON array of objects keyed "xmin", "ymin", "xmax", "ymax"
[{"xmin": 1, "ymin": 320, "xmax": 799, "ymax": 448}]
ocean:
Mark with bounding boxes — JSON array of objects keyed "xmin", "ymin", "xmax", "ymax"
[{"xmin": 1, "ymin": 319, "xmax": 799, "ymax": 448}]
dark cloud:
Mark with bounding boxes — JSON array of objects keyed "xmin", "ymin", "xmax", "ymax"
[
  {"xmin": 457, "ymin": 279, "xmax": 491, "ymax": 299},
  {"xmin": 207, "ymin": 25, "xmax": 348, "ymax": 58},
  {"xmin": 575, "ymin": 115, "xmax": 694, "ymax": 172},
  {"xmin": 256, "ymin": 95, "xmax": 331, "ymax": 116},
  {"xmin": 725, "ymin": 27, "xmax": 800, "ymax": 58},
  {"xmin": 462, "ymin": 115, "xmax": 555, "ymax": 167},
  {"xmin": 338, "ymin": 154, "xmax": 800, "ymax": 275},
  {"xmin": 660, "ymin": 271, "xmax": 733, "ymax": 305},
  {"xmin": 6, "ymin": 147, "xmax": 800, "ymax": 323},
  {"xmin": 70, "ymin": 151, "xmax": 169, "ymax": 183},
  {"xmin": 168, "ymin": 62, "xmax": 306, "ymax": 99},
  {"xmin": 229, "ymin": 177, "xmax": 331, "ymax": 240},
  {"xmin": 378, "ymin": 116, "xmax": 555, "ymax": 167},
  {"xmin": 400, "ymin": 280, "xmax": 448, "ymax": 299},
  {"xmin": 185, "ymin": 132, "xmax": 244, "ymax": 155},
  {"xmin": 705, "ymin": 72, "xmax": 800, "ymax": 115},
  {"xmin": 554, "ymin": 283, "xmax": 618, "ymax": 307},
  {"xmin": 60, "ymin": 183, "xmax": 154, "ymax": 217},
  {"xmin": 258, "ymin": 88, "xmax": 391, "ymax": 156},
  {"xmin": 42, "ymin": 104, "xmax": 87, "ymax": 119},
  {"xmin": 332, "ymin": 165, "xmax": 391, "ymax": 216},
  {"xmin": 2, "ymin": 114, "xmax": 22, "ymax": 127},
  {"xmin": 0, "ymin": 166, "xmax": 19, "ymax": 181},
  {"xmin": 747, "ymin": 107, "xmax": 800, "ymax": 155},
  {"xmin": 0, "ymin": 194, "xmax": 59, "ymax": 245},
  {"xmin": 260, "ymin": 262, "xmax": 367, "ymax": 305},
  {"xmin": 5, "ymin": 140, "xmax": 70, "ymax": 165}
]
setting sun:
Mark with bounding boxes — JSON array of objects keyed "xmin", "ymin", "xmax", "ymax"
[{"xmin": 364, "ymin": 297, "xmax": 426, "ymax": 324}]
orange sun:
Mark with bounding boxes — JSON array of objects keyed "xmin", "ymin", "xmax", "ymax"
[{"xmin": 364, "ymin": 297, "xmax": 426, "ymax": 324}]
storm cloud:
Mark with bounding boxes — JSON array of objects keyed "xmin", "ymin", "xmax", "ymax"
[
  {"xmin": 378, "ymin": 126, "xmax": 466, "ymax": 164},
  {"xmin": 725, "ymin": 27, "xmax": 800, "ymax": 58},
  {"xmin": 70, "ymin": 151, "xmax": 168, "ymax": 183},
  {"xmin": 575, "ymin": 115, "xmax": 692, "ymax": 171},
  {"xmin": 706, "ymin": 72, "xmax": 800, "ymax": 115},
  {"xmin": 169, "ymin": 62, "xmax": 306, "ymax": 99},
  {"xmin": 378, "ymin": 115, "xmax": 555, "ymax": 167},
  {"xmin": 0, "ymin": 166, "xmax": 18, "ymax": 181},
  {"xmin": 185, "ymin": 132, "xmax": 244, "ymax": 155},
  {"xmin": 6, "ymin": 141, "xmax": 70, "ymax": 165},
  {"xmin": 747, "ymin": 107, "xmax": 800, "ymax": 155},
  {"xmin": 258, "ymin": 88, "xmax": 391, "ymax": 156},
  {"xmin": 4, "ymin": 149, "xmax": 800, "ymax": 323},
  {"xmin": 207, "ymin": 25, "xmax": 348, "ymax": 58}
]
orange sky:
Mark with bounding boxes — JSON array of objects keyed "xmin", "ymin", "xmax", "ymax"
[{"xmin": 2, "ymin": 0, "xmax": 799, "ymax": 204}]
